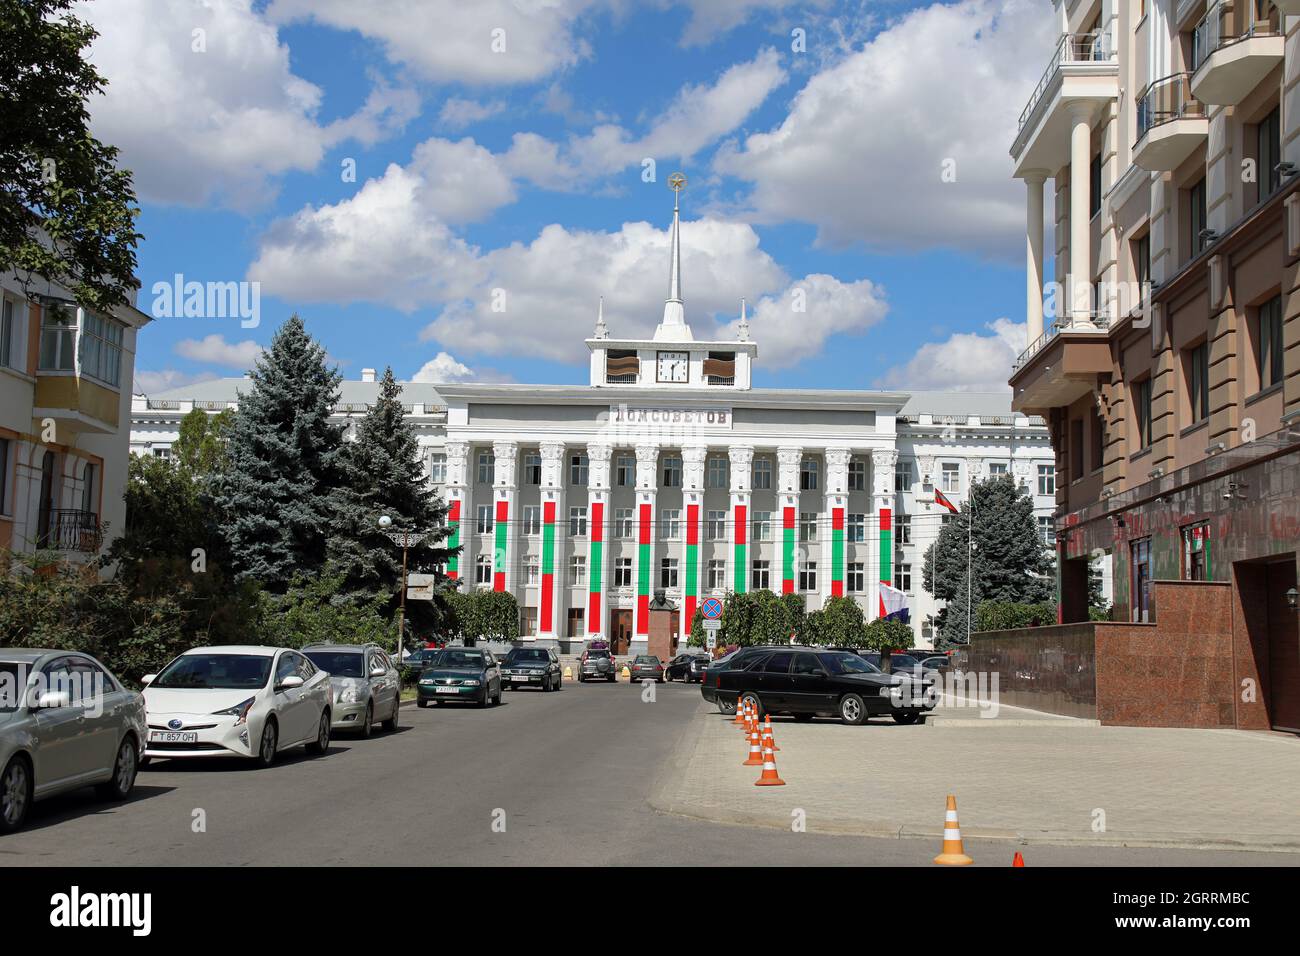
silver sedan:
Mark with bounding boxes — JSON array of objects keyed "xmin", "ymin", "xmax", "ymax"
[
  {"xmin": 1, "ymin": 649, "xmax": 146, "ymax": 833},
  {"xmin": 302, "ymin": 644, "xmax": 401, "ymax": 737}
]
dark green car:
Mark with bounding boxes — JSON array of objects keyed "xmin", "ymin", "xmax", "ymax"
[{"xmin": 415, "ymin": 649, "xmax": 503, "ymax": 708}]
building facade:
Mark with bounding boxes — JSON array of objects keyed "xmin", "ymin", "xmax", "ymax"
[
  {"xmin": 1, "ymin": 271, "xmax": 151, "ymax": 564},
  {"xmin": 1009, "ymin": 0, "xmax": 1300, "ymax": 730}
]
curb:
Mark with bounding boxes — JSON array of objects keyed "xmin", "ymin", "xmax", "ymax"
[{"xmin": 928, "ymin": 717, "xmax": 1102, "ymax": 727}]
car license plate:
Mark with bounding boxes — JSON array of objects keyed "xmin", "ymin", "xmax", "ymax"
[
  {"xmin": 150, "ymin": 731, "xmax": 197, "ymax": 743},
  {"xmin": 435, "ymin": 686, "xmax": 461, "ymax": 694},
  {"xmin": 511, "ymin": 675, "xmax": 530, "ymax": 682}
]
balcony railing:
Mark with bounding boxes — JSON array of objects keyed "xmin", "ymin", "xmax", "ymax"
[
  {"xmin": 39, "ymin": 509, "xmax": 103, "ymax": 553},
  {"xmin": 1136, "ymin": 73, "xmax": 1204, "ymax": 140},
  {"xmin": 605, "ymin": 373, "xmax": 638, "ymax": 385},
  {"xmin": 1192, "ymin": 0, "xmax": 1281, "ymax": 72},
  {"xmin": 1012, "ymin": 314, "xmax": 1111, "ymax": 372},
  {"xmin": 1018, "ymin": 30, "xmax": 1114, "ymax": 132}
]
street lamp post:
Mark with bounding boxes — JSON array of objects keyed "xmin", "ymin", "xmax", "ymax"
[{"xmin": 378, "ymin": 514, "xmax": 428, "ymax": 660}]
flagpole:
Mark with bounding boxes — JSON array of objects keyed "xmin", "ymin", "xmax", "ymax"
[{"xmin": 966, "ymin": 488, "xmax": 973, "ymax": 644}]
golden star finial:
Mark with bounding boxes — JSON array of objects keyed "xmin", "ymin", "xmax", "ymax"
[{"xmin": 668, "ymin": 172, "xmax": 687, "ymax": 193}]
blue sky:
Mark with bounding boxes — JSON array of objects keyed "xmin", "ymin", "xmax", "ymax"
[{"xmin": 77, "ymin": 0, "xmax": 1052, "ymax": 394}]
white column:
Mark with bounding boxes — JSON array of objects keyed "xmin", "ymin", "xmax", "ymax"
[
  {"xmin": 632, "ymin": 443, "xmax": 659, "ymax": 646},
  {"xmin": 823, "ymin": 447, "xmax": 852, "ymax": 602},
  {"xmin": 585, "ymin": 442, "xmax": 612, "ymax": 644},
  {"xmin": 776, "ymin": 446, "xmax": 803, "ymax": 594},
  {"xmin": 1069, "ymin": 102, "xmax": 1094, "ymax": 326},
  {"xmin": 443, "ymin": 440, "xmax": 470, "ymax": 588},
  {"xmin": 537, "ymin": 441, "xmax": 566, "ymax": 641},
  {"xmin": 491, "ymin": 440, "xmax": 518, "ymax": 595},
  {"xmin": 870, "ymin": 449, "xmax": 899, "ymax": 621},
  {"xmin": 1025, "ymin": 171, "xmax": 1047, "ymax": 343},
  {"xmin": 728, "ymin": 445, "xmax": 754, "ymax": 595}
]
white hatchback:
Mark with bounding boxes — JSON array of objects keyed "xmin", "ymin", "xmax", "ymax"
[{"xmin": 142, "ymin": 646, "xmax": 333, "ymax": 767}]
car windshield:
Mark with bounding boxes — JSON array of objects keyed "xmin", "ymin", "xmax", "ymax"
[
  {"xmin": 586, "ymin": 650, "xmax": 610, "ymax": 659},
  {"xmin": 635, "ymin": 656, "xmax": 659, "ymax": 664},
  {"xmin": 506, "ymin": 650, "xmax": 548, "ymax": 664},
  {"xmin": 0, "ymin": 662, "xmax": 28, "ymax": 713},
  {"xmin": 152, "ymin": 654, "xmax": 273, "ymax": 690},
  {"xmin": 826, "ymin": 653, "xmax": 881, "ymax": 675},
  {"xmin": 430, "ymin": 650, "xmax": 486, "ymax": 669},
  {"xmin": 303, "ymin": 651, "xmax": 366, "ymax": 678}
]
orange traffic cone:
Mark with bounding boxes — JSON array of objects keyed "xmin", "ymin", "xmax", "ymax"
[
  {"xmin": 933, "ymin": 794, "xmax": 974, "ymax": 866},
  {"xmin": 1012, "ymin": 852, "xmax": 1025, "ymax": 867},
  {"xmin": 762, "ymin": 714, "xmax": 780, "ymax": 752},
  {"xmin": 754, "ymin": 737, "xmax": 786, "ymax": 786},
  {"xmin": 745, "ymin": 701, "xmax": 758, "ymax": 734},
  {"xmin": 743, "ymin": 721, "xmax": 764, "ymax": 766},
  {"xmin": 732, "ymin": 697, "xmax": 747, "ymax": 726}
]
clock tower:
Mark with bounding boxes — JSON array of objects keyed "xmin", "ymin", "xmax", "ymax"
[{"xmin": 586, "ymin": 173, "xmax": 757, "ymax": 390}]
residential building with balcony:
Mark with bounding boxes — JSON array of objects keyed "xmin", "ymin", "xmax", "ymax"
[
  {"xmin": 1004, "ymin": 0, "xmax": 1300, "ymax": 732},
  {"xmin": 0, "ymin": 270, "xmax": 152, "ymax": 564}
]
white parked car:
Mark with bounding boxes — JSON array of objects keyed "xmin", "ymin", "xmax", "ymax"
[{"xmin": 142, "ymin": 646, "xmax": 332, "ymax": 767}]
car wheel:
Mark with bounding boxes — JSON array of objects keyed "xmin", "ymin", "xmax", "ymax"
[
  {"xmin": 892, "ymin": 710, "xmax": 921, "ymax": 725},
  {"xmin": 417, "ymin": 699, "xmax": 429, "ymax": 709},
  {"xmin": 839, "ymin": 694, "xmax": 868, "ymax": 726},
  {"xmin": 96, "ymin": 736, "xmax": 138, "ymax": 801},
  {"xmin": 0, "ymin": 756, "xmax": 32, "ymax": 833},
  {"xmin": 478, "ymin": 687, "xmax": 490, "ymax": 708},
  {"xmin": 306, "ymin": 712, "xmax": 331, "ymax": 755},
  {"xmin": 793, "ymin": 712, "xmax": 815, "ymax": 723},
  {"xmin": 740, "ymin": 692, "xmax": 764, "ymax": 718},
  {"xmin": 255, "ymin": 720, "xmax": 278, "ymax": 768},
  {"xmin": 717, "ymin": 697, "xmax": 737, "ymax": 716},
  {"xmin": 382, "ymin": 697, "xmax": 400, "ymax": 731},
  {"xmin": 359, "ymin": 702, "xmax": 374, "ymax": 738}
]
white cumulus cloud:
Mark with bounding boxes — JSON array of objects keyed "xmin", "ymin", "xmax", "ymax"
[
  {"xmin": 174, "ymin": 334, "xmax": 265, "ymax": 370},
  {"xmin": 877, "ymin": 318, "xmax": 1025, "ymax": 392},
  {"xmin": 412, "ymin": 352, "xmax": 476, "ymax": 383}
]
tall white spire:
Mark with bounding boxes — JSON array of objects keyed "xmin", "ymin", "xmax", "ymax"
[
  {"xmin": 594, "ymin": 295, "xmax": 608, "ymax": 338},
  {"xmin": 654, "ymin": 172, "xmax": 693, "ymax": 342},
  {"xmin": 737, "ymin": 297, "xmax": 750, "ymax": 342}
]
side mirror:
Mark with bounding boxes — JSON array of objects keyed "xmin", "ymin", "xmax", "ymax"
[
  {"xmin": 141, "ymin": 674, "xmax": 156, "ymax": 686},
  {"xmin": 370, "ymin": 667, "xmax": 387, "ymax": 678},
  {"xmin": 35, "ymin": 690, "xmax": 71, "ymax": 710},
  {"xmin": 277, "ymin": 675, "xmax": 304, "ymax": 690}
]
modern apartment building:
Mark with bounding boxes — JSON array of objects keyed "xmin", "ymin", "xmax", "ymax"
[
  {"xmin": 1008, "ymin": 0, "xmax": 1300, "ymax": 731},
  {"xmin": 0, "ymin": 270, "xmax": 151, "ymax": 565}
]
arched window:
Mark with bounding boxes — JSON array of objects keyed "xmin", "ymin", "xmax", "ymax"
[
  {"xmin": 36, "ymin": 451, "xmax": 56, "ymax": 546},
  {"xmin": 81, "ymin": 462, "xmax": 97, "ymax": 516}
]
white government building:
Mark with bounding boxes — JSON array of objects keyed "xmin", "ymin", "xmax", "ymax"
[{"xmin": 130, "ymin": 190, "xmax": 1058, "ymax": 653}]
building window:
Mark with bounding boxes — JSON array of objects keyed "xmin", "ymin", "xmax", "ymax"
[
  {"xmin": 800, "ymin": 458, "xmax": 818, "ymax": 490},
  {"xmin": 1092, "ymin": 409, "xmax": 1106, "ymax": 473},
  {"xmin": 662, "ymin": 456, "xmax": 682, "ymax": 488},
  {"xmin": 521, "ymin": 607, "xmax": 538, "ymax": 635},
  {"xmin": 1070, "ymin": 418, "xmax": 1085, "ymax": 482},
  {"xmin": 847, "ymin": 513, "xmax": 866, "ymax": 543},
  {"xmin": 988, "ymin": 462, "xmax": 1008, "ymax": 477},
  {"xmin": 152, "ymin": 446, "xmax": 172, "ymax": 460},
  {"xmin": 895, "ymin": 460, "xmax": 911, "ymax": 493},
  {"xmin": 1134, "ymin": 377, "xmax": 1153, "ymax": 450},
  {"xmin": 616, "ymin": 455, "xmax": 635, "ymax": 486},
  {"xmin": 0, "ymin": 297, "xmax": 15, "ymax": 369},
  {"xmin": 847, "ymin": 562, "xmax": 865, "ymax": 593},
  {"xmin": 605, "ymin": 349, "xmax": 639, "ymax": 385},
  {"xmin": 799, "ymin": 512, "xmax": 817, "ymax": 542},
  {"xmin": 522, "ymin": 505, "xmax": 541, "ymax": 536},
  {"xmin": 1089, "ymin": 151, "xmax": 1102, "ymax": 219},
  {"xmin": 427, "ymin": 453, "xmax": 446, "ymax": 484},
  {"xmin": 896, "ymin": 563, "xmax": 912, "ymax": 593},
  {"xmin": 1189, "ymin": 177, "xmax": 1208, "ymax": 258},
  {"xmin": 660, "ymin": 557, "xmax": 679, "ymax": 589},
  {"xmin": 848, "ymin": 459, "xmax": 866, "ymax": 491},
  {"xmin": 1257, "ymin": 106, "xmax": 1281, "ymax": 202},
  {"xmin": 566, "ymin": 608, "xmax": 584, "ymax": 638},
  {"xmin": 0, "ymin": 437, "xmax": 9, "ymax": 515},
  {"xmin": 614, "ymin": 558, "xmax": 633, "ymax": 588},
  {"xmin": 706, "ymin": 457, "xmax": 728, "ymax": 488},
  {"xmin": 569, "ymin": 555, "xmax": 586, "ymax": 586},
  {"xmin": 523, "ymin": 452, "xmax": 541, "ymax": 485},
  {"xmin": 1132, "ymin": 537, "xmax": 1152, "ymax": 622},
  {"xmin": 707, "ymin": 510, "xmax": 726, "ymax": 540},
  {"xmin": 1183, "ymin": 523, "xmax": 1210, "ymax": 581},
  {"xmin": 707, "ymin": 559, "xmax": 726, "ymax": 591},
  {"xmin": 704, "ymin": 350, "xmax": 736, "ymax": 385},
  {"xmin": 1186, "ymin": 341, "xmax": 1209, "ymax": 423},
  {"xmin": 1038, "ymin": 516, "xmax": 1054, "ymax": 547},
  {"xmin": 661, "ymin": 509, "xmax": 680, "ymax": 540},
  {"xmin": 38, "ymin": 305, "xmax": 76, "ymax": 372},
  {"xmin": 751, "ymin": 560, "xmax": 770, "ymax": 590},
  {"xmin": 1037, "ymin": 464, "xmax": 1055, "ymax": 496},
  {"xmin": 526, "ymin": 557, "xmax": 540, "ymax": 586},
  {"xmin": 941, "ymin": 462, "xmax": 960, "ymax": 493},
  {"xmin": 753, "ymin": 511, "xmax": 771, "ymax": 540},
  {"xmin": 569, "ymin": 506, "xmax": 587, "ymax": 537},
  {"xmin": 614, "ymin": 507, "xmax": 634, "ymax": 538},
  {"xmin": 1258, "ymin": 295, "xmax": 1283, "ymax": 390},
  {"xmin": 897, "ymin": 514, "xmax": 912, "ymax": 545},
  {"xmin": 1133, "ymin": 232, "xmax": 1150, "ymax": 290},
  {"xmin": 476, "ymin": 505, "xmax": 493, "ymax": 534},
  {"xmin": 477, "ymin": 452, "xmax": 494, "ymax": 484},
  {"xmin": 752, "ymin": 457, "xmax": 772, "ymax": 489},
  {"xmin": 570, "ymin": 454, "xmax": 589, "ymax": 486},
  {"xmin": 799, "ymin": 561, "xmax": 818, "ymax": 592},
  {"xmin": 475, "ymin": 555, "xmax": 492, "ymax": 585}
]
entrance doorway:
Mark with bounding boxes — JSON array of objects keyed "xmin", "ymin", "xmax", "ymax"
[
  {"xmin": 1238, "ymin": 557, "xmax": 1300, "ymax": 733},
  {"xmin": 610, "ymin": 609, "xmax": 633, "ymax": 655}
]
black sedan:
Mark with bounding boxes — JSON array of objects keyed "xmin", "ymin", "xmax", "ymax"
[
  {"xmin": 500, "ymin": 647, "xmax": 563, "ymax": 692},
  {"xmin": 665, "ymin": 653, "xmax": 709, "ymax": 683},
  {"xmin": 708, "ymin": 646, "xmax": 936, "ymax": 725},
  {"xmin": 415, "ymin": 648, "xmax": 503, "ymax": 708}
]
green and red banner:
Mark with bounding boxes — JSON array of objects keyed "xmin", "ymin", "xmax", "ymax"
[
  {"xmin": 878, "ymin": 506, "xmax": 892, "ymax": 616},
  {"xmin": 493, "ymin": 499, "xmax": 508, "ymax": 591},
  {"xmin": 540, "ymin": 500, "xmax": 556, "ymax": 633},
  {"xmin": 684, "ymin": 503, "xmax": 699, "ymax": 628},
  {"xmin": 588, "ymin": 500, "xmax": 603, "ymax": 635},
  {"xmin": 636, "ymin": 502, "xmax": 652, "ymax": 634},
  {"xmin": 781, "ymin": 506, "xmax": 796, "ymax": 594},
  {"xmin": 446, "ymin": 498, "xmax": 461, "ymax": 580},
  {"xmin": 732, "ymin": 503, "xmax": 747, "ymax": 593},
  {"xmin": 831, "ymin": 507, "xmax": 845, "ymax": 597}
]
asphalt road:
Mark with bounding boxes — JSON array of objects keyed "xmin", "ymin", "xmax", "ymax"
[{"xmin": 0, "ymin": 680, "xmax": 1292, "ymax": 866}]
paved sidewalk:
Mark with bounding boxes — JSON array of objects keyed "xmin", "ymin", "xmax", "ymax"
[{"xmin": 650, "ymin": 701, "xmax": 1300, "ymax": 853}]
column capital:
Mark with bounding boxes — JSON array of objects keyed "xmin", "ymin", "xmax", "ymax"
[
  {"xmin": 776, "ymin": 445, "xmax": 803, "ymax": 495},
  {"xmin": 728, "ymin": 444, "xmax": 754, "ymax": 494},
  {"xmin": 492, "ymin": 440, "xmax": 518, "ymax": 489},
  {"xmin": 444, "ymin": 440, "xmax": 470, "ymax": 487},
  {"xmin": 1066, "ymin": 100, "xmax": 1095, "ymax": 123},
  {"xmin": 585, "ymin": 441, "xmax": 613, "ymax": 462},
  {"xmin": 539, "ymin": 440, "xmax": 566, "ymax": 461},
  {"xmin": 585, "ymin": 442, "xmax": 612, "ymax": 490},
  {"xmin": 635, "ymin": 443, "xmax": 659, "ymax": 491},
  {"xmin": 682, "ymin": 445, "xmax": 708, "ymax": 492},
  {"xmin": 871, "ymin": 448, "xmax": 898, "ymax": 498},
  {"xmin": 539, "ymin": 441, "xmax": 565, "ymax": 488},
  {"xmin": 1022, "ymin": 168, "xmax": 1049, "ymax": 185}
]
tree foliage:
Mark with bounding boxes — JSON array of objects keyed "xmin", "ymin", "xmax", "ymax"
[
  {"xmin": 173, "ymin": 407, "xmax": 234, "ymax": 478},
  {"xmin": 450, "ymin": 589, "xmax": 519, "ymax": 646},
  {"xmin": 0, "ymin": 0, "xmax": 140, "ymax": 311}
]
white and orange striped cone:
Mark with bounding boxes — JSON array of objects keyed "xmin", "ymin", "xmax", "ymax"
[
  {"xmin": 745, "ymin": 700, "xmax": 758, "ymax": 734},
  {"xmin": 761, "ymin": 714, "xmax": 780, "ymax": 752},
  {"xmin": 732, "ymin": 697, "xmax": 748, "ymax": 726},
  {"xmin": 743, "ymin": 721, "xmax": 764, "ymax": 766},
  {"xmin": 933, "ymin": 794, "xmax": 974, "ymax": 866},
  {"xmin": 754, "ymin": 738, "xmax": 786, "ymax": 786}
]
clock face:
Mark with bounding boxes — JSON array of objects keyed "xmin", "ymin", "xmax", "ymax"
[{"xmin": 657, "ymin": 351, "xmax": 689, "ymax": 383}]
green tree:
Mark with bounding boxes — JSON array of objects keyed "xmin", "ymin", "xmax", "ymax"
[
  {"xmin": 863, "ymin": 618, "xmax": 915, "ymax": 652},
  {"xmin": 0, "ymin": 0, "xmax": 140, "ymax": 312},
  {"xmin": 812, "ymin": 595, "xmax": 867, "ymax": 647},
  {"xmin": 256, "ymin": 575, "xmax": 397, "ymax": 651},
  {"xmin": 449, "ymin": 589, "xmax": 519, "ymax": 646},
  {"xmin": 173, "ymin": 407, "xmax": 234, "ymax": 478},
  {"xmin": 213, "ymin": 315, "xmax": 344, "ymax": 590}
]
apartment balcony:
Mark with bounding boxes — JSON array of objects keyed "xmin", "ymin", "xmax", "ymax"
[
  {"xmin": 39, "ymin": 510, "xmax": 104, "ymax": 554},
  {"xmin": 1011, "ymin": 31, "xmax": 1119, "ymax": 176},
  {"xmin": 1189, "ymin": 1, "xmax": 1283, "ymax": 106},
  {"xmin": 32, "ymin": 372, "xmax": 121, "ymax": 434},
  {"xmin": 1133, "ymin": 74, "xmax": 1208, "ymax": 171},
  {"xmin": 1009, "ymin": 316, "xmax": 1113, "ymax": 416}
]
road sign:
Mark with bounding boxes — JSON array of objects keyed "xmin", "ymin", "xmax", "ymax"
[
  {"xmin": 706, "ymin": 631, "xmax": 717, "ymax": 650},
  {"xmin": 702, "ymin": 619, "xmax": 721, "ymax": 631},
  {"xmin": 406, "ymin": 573, "xmax": 438, "ymax": 601},
  {"xmin": 701, "ymin": 598, "xmax": 723, "ymax": 620}
]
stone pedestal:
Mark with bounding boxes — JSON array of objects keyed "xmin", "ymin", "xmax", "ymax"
[{"xmin": 647, "ymin": 589, "xmax": 678, "ymax": 661}]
